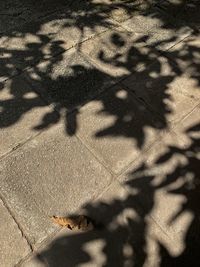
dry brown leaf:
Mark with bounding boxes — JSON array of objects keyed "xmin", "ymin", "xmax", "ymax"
[{"xmin": 50, "ymin": 215, "xmax": 94, "ymax": 231}]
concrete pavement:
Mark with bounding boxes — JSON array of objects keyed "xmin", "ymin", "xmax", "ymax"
[{"xmin": 0, "ymin": 1, "xmax": 200, "ymax": 266}]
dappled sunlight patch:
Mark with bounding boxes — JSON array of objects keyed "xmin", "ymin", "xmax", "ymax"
[
  {"xmin": 81, "ymin": 239, "xmax": 106, "ymax": 267},
  {"xmin": 115, "ymin": 88, "xmax": 128, "ymax": 99}
]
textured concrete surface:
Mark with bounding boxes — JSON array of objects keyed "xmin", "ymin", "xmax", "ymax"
[
  {"xmin": 0, "ymin": 199, "xmax": 31, "ymax": 267},
  {"xmin": 0, "ymin": 0, "xmax": 200, "ymax": 266},
  {"xmin": 25, "ymin": 48, "xmax": 115, "ymax": 110},
  {"xmin": 75, "ymin": 85, "xmax": 163, "ymax": 174},
  {"xmin": 120, "ymin": 135, "xmax": 191, "ymax": 243},
  {"xmin": 121, "ymin": 56, "xmax": 199, "ymax": 126},
  {"xmin": 80, "ymin": 28, "xmax": 159, "ymax": 77},
  {"xmin": 0, "ymin": 123, "xmax": 112, "ymax": 247},
  {"xmin": 0, "ymin": 75, "xmax": 54, "ymax": 157},
  {"xmin": 0, "ymin": 13, "xmax": 109, "ymax": 72}
]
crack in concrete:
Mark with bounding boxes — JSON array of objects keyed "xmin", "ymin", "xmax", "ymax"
[{"xmin": 0, "ymin": 193, "xmax": 34, "ymax": 252}]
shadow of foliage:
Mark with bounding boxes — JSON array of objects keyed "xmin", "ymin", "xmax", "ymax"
[
  {"xmin": 35, "ymin": 122, "xmax": 200, "ymax": 266},
  {"xmin": 0, "ymin": 0, "xmax": 200, "ymax": 266},
  {"xmin": 1, "ymin": 0, "xmax": 199, "ymax": 144}
]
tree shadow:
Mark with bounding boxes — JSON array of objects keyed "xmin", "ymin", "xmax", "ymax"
[
  {"xmin": 155, "ymin": 123, "xmax": 200, "ymax": 267},
  {"xmin": 33, "ymin": 122, "xmax": 200, "ymax": 266},
  {"xmin": 0, "ymin": 0, "xmax": 200, "ymax": 266},
  {"xmin": 0, "ymin": 1, "xmax": 198, "ymax": 128},
  {"xmin": 0, "ymin": 1, "xmax": 199, "ymax": 141}
]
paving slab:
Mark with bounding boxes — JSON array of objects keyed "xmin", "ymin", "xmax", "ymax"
[
  {"xmin": 89, "ymin": 0, "xmax": 155, "ymax": 24},
  {"xmin": 144, "ymin": 26, "xmax": 192, "ymax": 51},
  {"xmin": 156, "ymin": 0, "xmax": 200, "ymax": 30},
  {"xmin": 118, "ymin": 130, "xmax": 187, "ymax": 184},
  {"xmin": 72, "ymin": 84, "xmax": 164, "ymax": 174},
  {"xmin": 118, "ymin": 127, "xmax": 200, "ymax": 256},
  {"xmin": 119, "ymin": 7, "xmax": 192, "ymax": 51},
  {"xmin": 93, "ymin": 180, "xmax": 178, "ymax": 266},
  {"xmin": 0, "ymin": 0, "xmax": 121, "ymax": 81},
  {"xmin": 121, "ymin": 56, "xmax": 199, "ymax": 128},
  {"xmin": 173, "ymin": 104, "xmax": 200, "ymax": 145},
  {"xmin": 123, "ymin": 192, "xmax": 185, "ymax": 265},
  {"xmin": 81, "ymin": 28, "xmax": 159, "ymax": 77},
  {"xmin": 120, "ymin": 8, "xmax": 170, "ymax": 34},
  {"xmin": 21, "ymin": 181, "xmax": 133, "ymax": 267},
  {"xmin": 0, "ymin": 198, "xmax": 31, "ymax": 267},
  {"xmin": 147, "ymin": 188, "xmax": 194, "ymax": 252},
  {"xmin": 25, "ymin": 47, "xmax": 115, "ymax": 111},
  {"xmin": 164, "ymin": 34, "xmax": 200, "ymax": 82},
  {"xmin": 0, "ymin": 0, "xmax": 73, "ymax": 34},
  {"xmin": 170, "ymin": 74, "xmax": 200, "ymax": 100},
  {"xmin": 0, "ymin": 75, "xmax": 55, "ymax": 158},
  {"xmin": 0, "ymin": 10, "xmax": 113, "ymax": 74},
  {"xmin": 0, "ymin": 2, "xmax": 199, "ymax": 266},
  {"xmin": 109, "ymin": 0, "xmax": 153, "ymax": 23},
  {"xmin": 21, "ymin": 180, "xmax": 175, "ymax": 267},
  {"xmin": 0, "ymin": 123, "xmax": 112, "ymax": 247}
]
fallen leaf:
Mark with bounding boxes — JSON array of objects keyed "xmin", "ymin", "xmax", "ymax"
[{"xmin": 50, "ymin": 215, "xmax": 94, "ymax": 231}]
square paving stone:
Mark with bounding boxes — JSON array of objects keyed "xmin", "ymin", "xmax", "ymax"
[
  {"xmin": 21, "ymin": 180, "xmax": 175, "ymax": 267},
  {"xmin": 25, "ymin": 47, "xmax": 115, "ymax": 111},
  {"xmin": 156, "ymin": 0, "xmax": 200, "ymax": 29},
  {"xmin": 0, "ymin": 199, "xmax": 31, "ymax": 267},
  {"xmin": 73, "ymin": 85, "xmax": 164, "ymax": 174},
  {"xmin": 0, "ymin": 0, "xmax": 73, "ymax": 34},
  {"xmin": 173, "ymin": 105, "xmax": 200, "ymax": 145},
  {"xmin": 164, "ymin": 34, "xmax": 200, "ymax": 86},
  {"xmin": 123, "ymin": 192, "xmax": 185, "ymax": 263},
  {"xmin": 80, "ymin": 179, "xmax": 169, "ymax": 267},
  {"xmin": 144, "ymin": 26, "xmax": 192, "ymax": 51},
  {"xmin": 119, "ymin": 5, "xmax": 192, "ymax": 52},
  {"xmin": 0, "ymin": 122, "xmax": 112, "ymax": 247},
  {"xmin": 121, "ymin": 56, "xmax": 199, "ymax": 127},
  {"xmin": 120, "ymin": 8, "xmax": 171, "ymax": 34},
  {"xmin": 90, "ymin": 0, "xmax": 154, "ymax": 24},
  {"xmin": 120, "ymin": 6, "xmax": 192, "ymax": 52},
  {"xmin": 81, "ymin": 28, "xmax": 159, "ymax": 77},
  {"xmin": 0, "ymin": 75, "xmax": 55, "ymax": 158},
  {"xmin": 119, "ymin": 130, "xmax": 199, "ymax": 251},
  {"xmin": 118, "ymin": 129, "xmax": 190, "ymax": 183},
  {"xmin": 0, "ymin": 9, "xmax": 112, "ymax": 72},
  {"xmin": 109, "ymin": 0, "xmax": 153, "ymax": 23},
  {"xmin": 21, "ymin": 181, "xmax": 134, "ymax": 267},
  {"xmin": 170, "ymin": 73, "xmax": 200, "ymax": 100}
]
